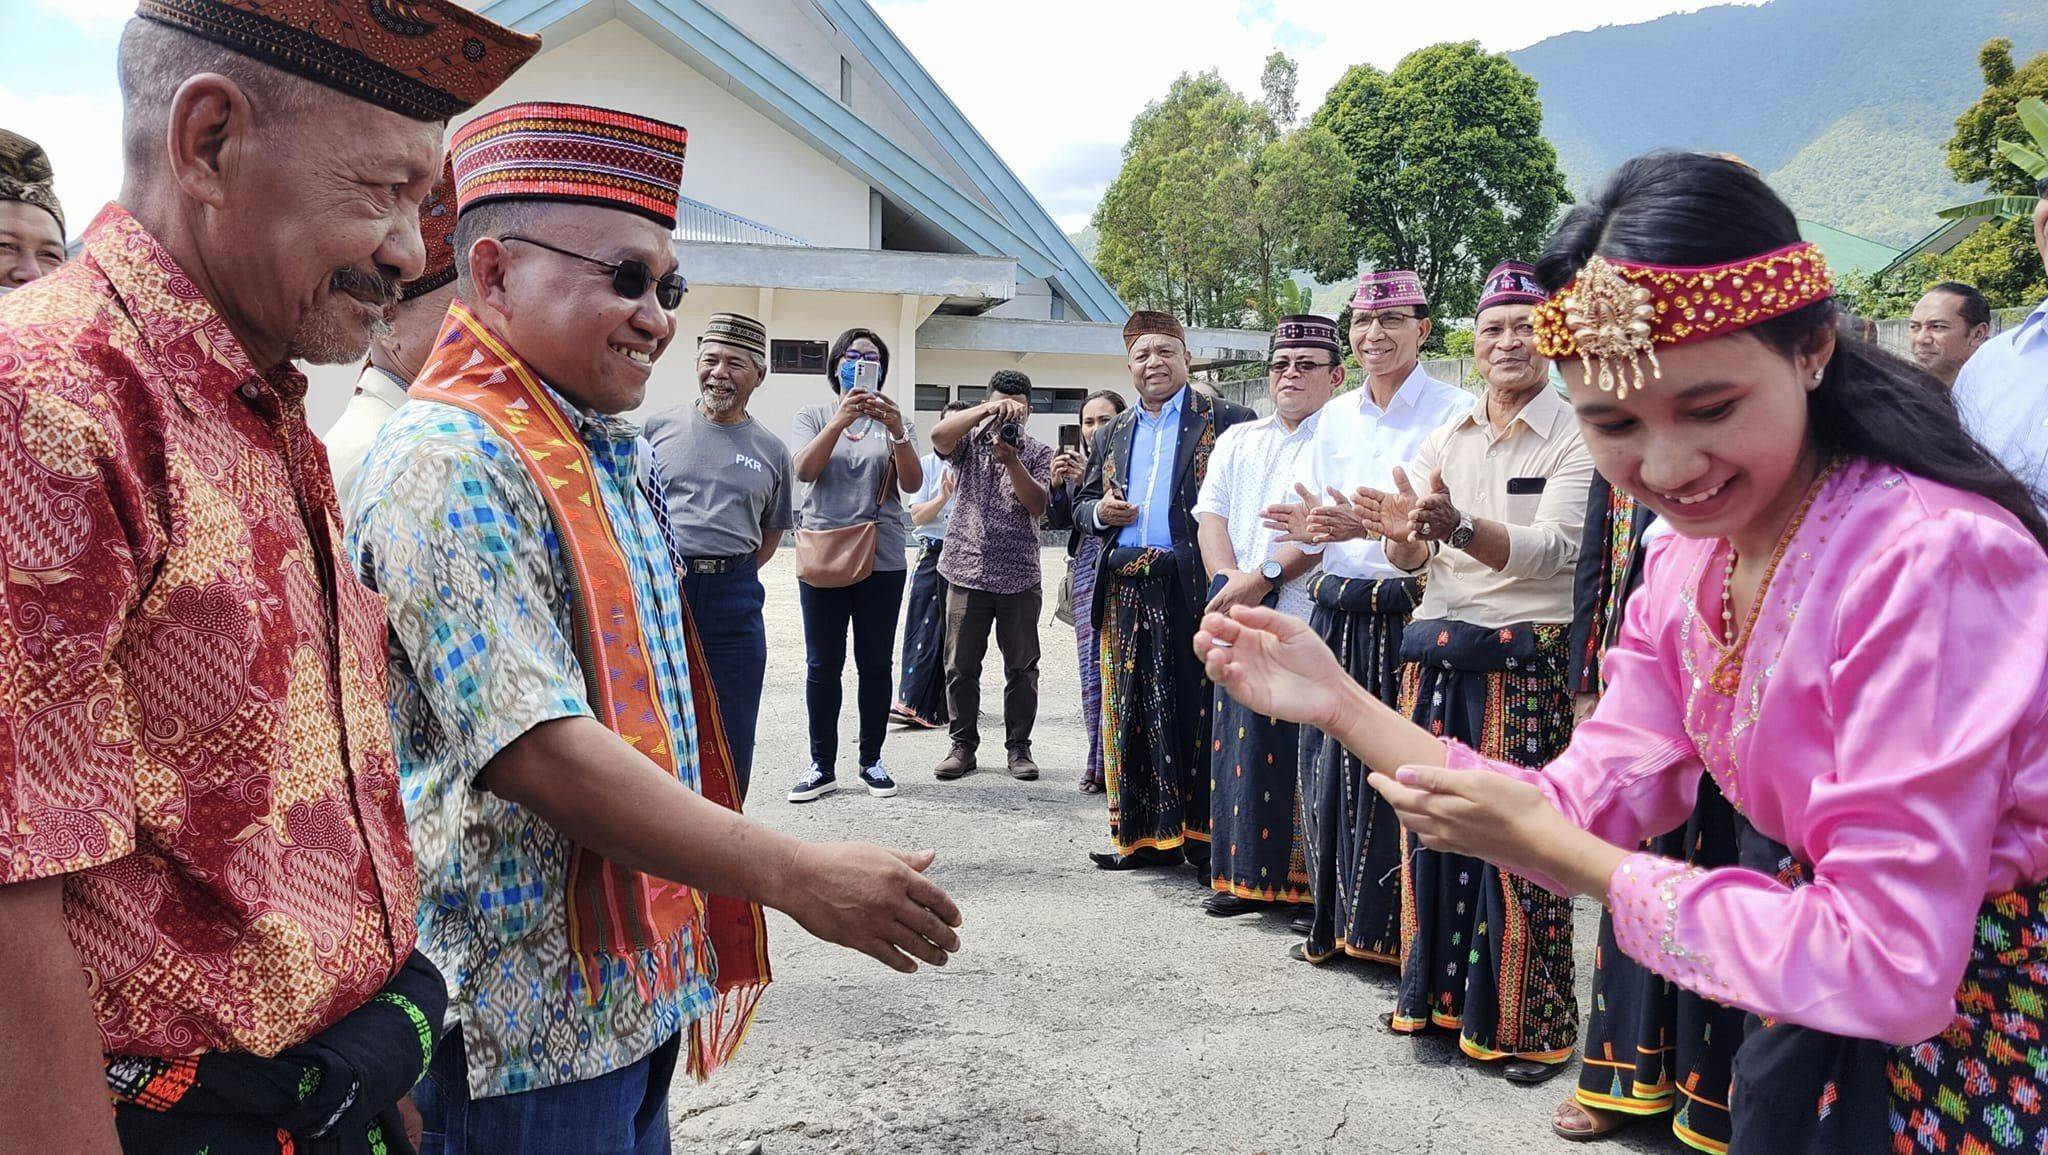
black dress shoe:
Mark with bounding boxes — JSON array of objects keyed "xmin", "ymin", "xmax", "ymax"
[
  {"xmin": 1089, "ymin": 847, "xmax": 1178, "ymax": 871},
  {"xmin": 1289, "ymin": 914, "xmax": 1315, "ymax": 937},
  {"xmin": 1203, "ymin": 892, "xmax": 1260, "ymax": 917}
]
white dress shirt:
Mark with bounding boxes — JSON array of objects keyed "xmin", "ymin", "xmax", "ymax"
[
  {"xmin": 1294, "ymin": 363, "xmax": 1475, "ymax": 579},
  {"xmin": 1194, "ymin": 409, "xmax": 1324, "ymax": 620},
  {"xmin": 322, "ymin": 365, "xmax": 410, "ymax": 520},
  {"xmin": 1953, "ymin": 295, "xmax": 2048, "ymax": 507}
]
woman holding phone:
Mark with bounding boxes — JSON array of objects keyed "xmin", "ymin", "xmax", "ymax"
[
  {"xmin": 1048, "ymin": 389, "xmax": 1128, "ymax": 793},
  {"xmin": 1196, "ymin": 153, "xmax": 2048, "ymax": 1150},
  {"xmin": 788, "ymin": 329, "xmax": 923, "ymax": 803}
]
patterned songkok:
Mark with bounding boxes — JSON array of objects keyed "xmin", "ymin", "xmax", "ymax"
[
  {"xmin": 1477, "ymin": 261, "xmax": 1547, "ymax": 313},
  {"xmin": 1350, "ymin": 269, "xmax": 1426, "ymax": 311},
  {"xmin": 400, "ymin": 150, "xmax": 458, "ymax": 301},
  {"xmin": 134, "ymin": 0, "xmax": 539, "ymax": 121},
  {"xmin": 1122, "ymin": 309, "xmax": 1186, "ymax": 351},
  {"xmin": 0, "ymin": 129, "xmax": 63, "ymax": 236},
  {"xmin": 699, "ymin": 311, "xmax": 767, "ymax": 359},
  {"xmin": 1271, "ymin": 314, "xmax": 1340, "ymax": 358}
]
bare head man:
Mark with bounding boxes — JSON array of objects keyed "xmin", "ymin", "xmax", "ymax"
[
  {"xmin": 1908, "ymin": 282, "xmax": 1992, "ymax": 388},
  {"xmin": 451, "ymin": 103, "xmax": 690, "ymax": 416},
  {"xmin": 113, "ymin": 11, "xmax": 536, "ymax": 370},
  {"xmin": 1123, "ymin": 309, "xmax": 1192, "ymax": 409}
]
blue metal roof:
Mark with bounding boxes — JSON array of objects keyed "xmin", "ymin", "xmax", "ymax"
[{"xmin": 476, "ymin": 0, "xmax": 1127, "ymax": 321}]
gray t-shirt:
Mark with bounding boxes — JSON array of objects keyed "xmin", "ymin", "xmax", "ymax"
[
  {"xmin": 643, "ymin": 404, "xmax": 794, "ymax": 558},
  {"xmin": 791, "ymin": 402, "xmax": 916, "ymax": 572}
]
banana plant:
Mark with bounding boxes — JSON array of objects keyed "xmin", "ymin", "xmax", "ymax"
[{"xmin": 1939, "ymin": 96, "xmax": 2048, "ymax": 222}]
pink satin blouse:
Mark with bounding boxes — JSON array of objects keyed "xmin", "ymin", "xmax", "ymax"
[{"xmin": 1447, "ymin": 459, "xmax": 2048, "ymax": 1044}]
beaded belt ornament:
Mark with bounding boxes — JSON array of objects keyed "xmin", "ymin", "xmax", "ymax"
[{"xmin": 1532, "ymin": 242, "xmax": 1834, "ymax": 400}]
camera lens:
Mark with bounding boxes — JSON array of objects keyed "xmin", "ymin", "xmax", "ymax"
[{"xmin": 999, "ymin": 421, "xmax": 1022, "ymax": 446}]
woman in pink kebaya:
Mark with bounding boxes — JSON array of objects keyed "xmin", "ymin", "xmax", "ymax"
[{"xmin": 1199, "ymin": 152, "xmax": 2048, "ymax": 1152}]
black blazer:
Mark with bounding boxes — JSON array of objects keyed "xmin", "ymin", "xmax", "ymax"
[
  {"xmin": 1073, "ymin": 386, "xmax": 1255, "ymax": 625},
  {"xmin": 1566, "ymin": 471, "xmax": 1659, "ymax": 694}
]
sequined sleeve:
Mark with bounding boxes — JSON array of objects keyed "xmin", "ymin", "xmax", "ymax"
[
  {"xmin": 1606, "ymin": 514, "xmax": 2048, "ymax": 1044},
  {"xmin": 0, "ymin": 387, "xmax": 145, "ymax": 883}
]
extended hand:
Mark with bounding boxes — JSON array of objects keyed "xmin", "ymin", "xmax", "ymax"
[
  {"xmin": 1259, "ymin": 482, "xmax": 1321, "ymax": 544},
  {"xmin": 1404, "ymin": 470, "xmax": 1459, "ymax": 542},
  {"xmin": 1304, "ymin": 486, "xmax": 1369, "ymax": 543},
  {"xmin": 781, "ymin": 842, "xmax": 962, "ymax": 973},
  {"xmin": 1368, "ymin": 765, "xmax": 1569, "ymax": 880},
  {"xmin": 1204, "ymin": 568, "xmax": 1270, "ymax": 615},
  {"xmin": 940, "ymin": 469, "xmax": 958, "ymax": 501},
  {"xmin": 1194, "ymin": 604, "xmax": 1348, "ymax": 729},
  {"xmin": 1350, "ymin": 483, "xmax": 1416, "ymax": 544}
]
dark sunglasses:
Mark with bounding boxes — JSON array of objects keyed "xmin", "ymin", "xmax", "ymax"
[{"xmin": 502, "ymin": 235, "xmax": 687, "ymax": 309}]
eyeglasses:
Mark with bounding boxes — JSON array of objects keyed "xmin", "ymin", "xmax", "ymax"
[
  {"xmin": 1354, "ymin": 311, "xmax": 1419, "ymax": 334},
  {"xmin": 845, "ymin": 351, "xmax": 882, "ymax": 363},
  {"xmin": 1268, "ymin": 357, "xmax": 1336, "ymax": 376},
  {"xmin": 502, "ymin": 235, "xmax": 687, "ymax": 309}
]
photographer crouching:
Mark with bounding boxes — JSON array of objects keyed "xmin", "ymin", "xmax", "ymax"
[{"xmin": 926, "ymin": 370, "xmax": 1054, "ymax": 782}]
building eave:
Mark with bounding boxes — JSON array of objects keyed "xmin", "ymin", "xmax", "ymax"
[
  {"xmin": 680, "ymin": 241, "xmax": 1015, "ymax": 306},
  {"xmin": 918, "ymin": 314, "xmax": 1267, "ymax": 366}
]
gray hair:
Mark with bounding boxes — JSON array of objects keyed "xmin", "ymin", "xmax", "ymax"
[{"xmin": 119, "ymin": 18, "xmax": 324, "ymax": 181}]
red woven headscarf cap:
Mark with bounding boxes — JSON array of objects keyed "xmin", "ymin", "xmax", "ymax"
[
  {"xmin": 452, "ymin": 102, "xmax": 690, "ymax": 230},
  {"xmin": 399, "ymin": 150, "xmax": 458, "ymax": 302}
]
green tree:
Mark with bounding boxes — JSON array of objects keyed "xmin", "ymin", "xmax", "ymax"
[
  {"xmin": 1094, "ymin": 65, "xmax": 1354, "ymax": 329},
  {"xmin": 1261, "ymin": 51, "xmax": 1299, "ymax": 127},
  {"xmin": 1309, "ymin": 42, "xmax": 1571, "ymax": 320},
  {"xmin": 1936, "ymin": 41, "xmax": 2048, "ymax": 307}
]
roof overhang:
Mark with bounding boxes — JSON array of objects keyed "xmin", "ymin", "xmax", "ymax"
[
  {"xmin": 918, "ymin": 314, "xmax": 1268, "ymax": 366},
  {"xmin": 679, "ymin": 242, "xmax": 1014, "ymax": 309}
]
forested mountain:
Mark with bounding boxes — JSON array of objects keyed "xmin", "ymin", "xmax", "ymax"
[{"xmin": 1509, "ymin": 0, "xmax": 2048, "ymax": 245}]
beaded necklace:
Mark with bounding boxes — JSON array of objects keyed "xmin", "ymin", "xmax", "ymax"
[{"xmin": 1707, "ymin": 459, "xmax": 1840, "ymax": 696}]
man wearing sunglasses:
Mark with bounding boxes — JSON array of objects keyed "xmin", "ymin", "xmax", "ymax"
[
  {"xmin": 346, "ymin": 102, "xmax": 961, "ymax": 1151},
  {"xmin": 1258, "ymin": 269, "xmax": 1472, "ymax": 969},
  {"xmin": 1953, "ymin": 174, "xmax": 2048, "ymax": 507}
]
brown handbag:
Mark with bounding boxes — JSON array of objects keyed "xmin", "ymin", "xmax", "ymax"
[{"xmin": 794, "ymin": 454, "xmax": 898, "ymax": 588}]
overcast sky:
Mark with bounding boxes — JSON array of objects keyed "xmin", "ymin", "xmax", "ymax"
[{"xmin": 4, "ymin": 0, "xmax": 1762, "ymax": 240}]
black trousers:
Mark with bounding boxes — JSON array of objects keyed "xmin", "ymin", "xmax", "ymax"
[{"xmin": 799, "ymin": 567, "xmax": 909, "ymax": 768}]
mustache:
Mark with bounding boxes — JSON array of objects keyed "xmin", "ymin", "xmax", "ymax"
[{"xmin": 329, "ymin": 267, "xmax": 400, "ymax": 307}]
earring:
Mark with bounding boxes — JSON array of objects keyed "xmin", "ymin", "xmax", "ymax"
[{"xmin": 1813, "ymin": 369, "xmax": 1824, "ymax": 381}]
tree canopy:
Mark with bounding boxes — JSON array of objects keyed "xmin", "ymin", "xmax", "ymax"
[
  {"xmin": 1093, "ymin": 65, "xmax": 1354, "ymax": 329},
  {"xmin": 1309, "ymin": 41, "xmax": 1570, "ymax": 320}
]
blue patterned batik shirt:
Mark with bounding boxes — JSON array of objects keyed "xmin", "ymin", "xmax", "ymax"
[{"xmin": 346, "ymin": 386, "xmax": 714, "ymax": 1099}]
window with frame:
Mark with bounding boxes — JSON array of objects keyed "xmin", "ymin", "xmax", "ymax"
[
  {"xmin": 770, "ymin": 339, "xmax": 829, "ymax": 375},
  {"xmin": 914, "ymin": 385, "xmax": 951, "ymax": 411}
]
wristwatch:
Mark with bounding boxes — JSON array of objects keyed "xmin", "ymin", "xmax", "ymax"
[
  {"xmin": 1446, "ymin": 512, "xmax": 1476, "ymax": 551},
  {"xmin": 1259, "ymin": 560, "xmax": 1284, "ymax": 587},
  {"xmin": 888, "ymin": 427, "xmax": 912, "ymax": 445}
]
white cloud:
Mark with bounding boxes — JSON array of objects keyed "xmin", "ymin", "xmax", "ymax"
[
  {"xmin": 875, "ymin": 0, "xmax": 1764, "ymax": 232},
  {"xmin": 30, "ymin": 0, "xmax": 134, "ymax": 38},
  {"xmin": 0, "ymin": 85, "xmax": 126, "ymax": 238}
]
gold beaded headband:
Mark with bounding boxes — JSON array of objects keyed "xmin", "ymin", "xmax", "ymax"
[{"xmin": 1532, "ymin": 242, "xmax": 1835, "ymax": 400}]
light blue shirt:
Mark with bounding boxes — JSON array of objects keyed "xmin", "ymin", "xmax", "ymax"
[
  {"xmin": 1118, "ymin": 386, "xmax": 1187, "ymax": 548},
  {"xmin": 906, "ymin": 450, "xmax": 953, "ymax": 542},
  {"xmin": 1954, "ymin": 296, "xmax": 2048, "ymax": 507}
]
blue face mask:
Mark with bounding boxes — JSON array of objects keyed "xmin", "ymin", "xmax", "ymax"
[
  {"xmin": 1549, "ymin": 361, "xmax": 1568, "ymax": 397},
  {"xmin": 838, "ymin": 359, "xmax": 858, "ymax": 392}
]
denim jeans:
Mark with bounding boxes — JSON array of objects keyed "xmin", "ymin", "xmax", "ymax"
[
  {"xmin": 681, "ymin": 560, "xmax": 767, "ymax": 799},
  {"xmin": 414, "ymin": 1029, "xmax": 680, "ymax": 1155}
]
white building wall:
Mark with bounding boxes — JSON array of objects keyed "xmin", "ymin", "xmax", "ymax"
[{"xmin": 480, "ymin": 20, "xmax": 874, "ymax": 249}]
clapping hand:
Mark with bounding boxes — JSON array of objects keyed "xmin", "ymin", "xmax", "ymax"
[
  {"xmin": 1193, "ymin": 605, "xmax": 1349, "ymax": 730},
  {"xmin": 1394, "ymin": 469, "xmax": 1458, "ymax": 542},
  {"xmin": 1260, "ymin": 483, "xmax": 1325, "ymax": 544},
  {"xmin": 1304, "ymin": 486, "xmax": 1370, "ymax": 543}
]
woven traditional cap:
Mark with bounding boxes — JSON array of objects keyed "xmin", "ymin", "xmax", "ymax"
[
  {"xmin": 1270, "ymin": 314, "xmax": 1340, "ymax": 358},
  {"xmin": 1349, "ymin": 269, "xmax": 1426, "ymax": 311},
  {"xmin": 699, "ymin": 311, "xmax": 767, "ymax": 359},
  {"xmin": 134, "ymin": 0, "xmax": 540, "ymax": 122},
  {"xmin": 452, "ymin": 102, "xmax": 689, "ymax": 229},
  {"xmin": 1477, "ymin": 261, "xmax": 1546, "ymax": 313},
  {"xmin": 399, "ymin": 150, "xmax": 457, "ymax": 302},
  {"xmin": 1122, "ymin": 309, "xmax": 1186, "ymax": 351},
  {"xmin": 0, "ymin": 129, "xmax": 62, "ymax": 237}
]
